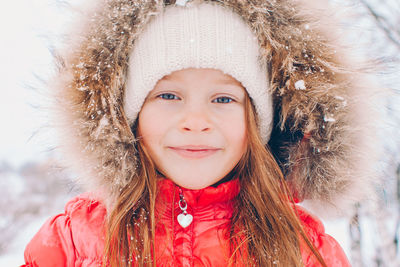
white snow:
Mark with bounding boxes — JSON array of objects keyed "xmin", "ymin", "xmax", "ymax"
[
  {"xmin": 176, "ymin": 0, "xmax": 190, "ymax": 7},
  {"xmin": 0, "ymin": 216, "xmax": 49, "ymax": 266},
  {"xmin": 295, "ymin": 80, "xmax": 306, "ymax": 90},
  {"xmin": 323, "ymin": 115, "xmax": 336, "ymax": 122}
]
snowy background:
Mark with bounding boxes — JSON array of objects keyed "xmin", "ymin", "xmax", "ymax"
[{"xmin": 0, "ymin": 0, "xmax": 399, "ymax": 266}]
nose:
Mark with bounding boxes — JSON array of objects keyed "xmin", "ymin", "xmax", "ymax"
[{"xmin": 180, "ymin": 104, "xmax": 212, "ymax": 133}]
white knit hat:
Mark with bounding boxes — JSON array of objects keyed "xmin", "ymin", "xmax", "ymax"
[{"xmin": 124, "ymin": 2, "xmax": 273, "ymax": 142}]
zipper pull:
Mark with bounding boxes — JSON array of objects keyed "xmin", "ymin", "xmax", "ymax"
[{"xmin": 177, "ymin": 188, "xmax": 193, "ymax": 228}]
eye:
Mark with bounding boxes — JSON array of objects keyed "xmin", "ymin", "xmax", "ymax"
[
  {"xmin": 157, "ymin": 93, "xmax": 180, "ymax": 100},
  {"xmin": 212, "ymin": 96, "xmax": 234, "ymax": 103}
]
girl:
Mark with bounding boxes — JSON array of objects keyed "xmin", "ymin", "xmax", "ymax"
[{"xmin": 23, "ymin": 0, "xmax": 377, "ymax": 266}]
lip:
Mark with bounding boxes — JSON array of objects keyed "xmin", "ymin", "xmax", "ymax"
[{"xmin": 167, "ymin": 145, "xmax": 221, "ymax": 159}]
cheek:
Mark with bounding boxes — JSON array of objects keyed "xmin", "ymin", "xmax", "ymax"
[
  {"xmin": 137, "ymin": 106, "xmax": 163, "ymax": 146},
  {"xmin": 235, "ymin": 123, "xmax": 248, "ymax": 156},
  {"xmin": 225, "ymin": 110, "xmax": 247, "ymax": 140},
  {"xmin": 218, "ymin": 110, "xmax": 248, "ymax": 155}
]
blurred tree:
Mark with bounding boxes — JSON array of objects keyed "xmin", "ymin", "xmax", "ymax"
[
  {"xmin": 359, "ymin": 0, "xmax": 400, "ymax": 49},
  {"xmin": 349, "ymin": 0, "xmax": 400, "ymax": 266}
]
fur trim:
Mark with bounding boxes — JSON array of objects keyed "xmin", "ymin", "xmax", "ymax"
[{"xmin": 52, "ymin": 0, "xmax": 380, "ymax": 215}]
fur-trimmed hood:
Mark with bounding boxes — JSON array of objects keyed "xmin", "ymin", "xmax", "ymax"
[{"xmin": 52, "ymin": 0, "xmax": 380, "ymax": 215}]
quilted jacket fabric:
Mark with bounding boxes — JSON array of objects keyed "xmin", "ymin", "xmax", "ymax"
[{"xmin": 23, "ymin": 179, "xmax": 350, "ymax": 266}]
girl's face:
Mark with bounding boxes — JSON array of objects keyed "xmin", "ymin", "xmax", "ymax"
[{"xmin": 138, "ymin": 68, "xmax": 248, "ymax": 190}]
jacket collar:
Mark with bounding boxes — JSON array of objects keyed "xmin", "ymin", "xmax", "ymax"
[{"xmin": 157, "ymin": 177, "xmax": 240, "ymax": 208}]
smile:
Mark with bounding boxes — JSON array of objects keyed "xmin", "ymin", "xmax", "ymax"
[{"xmin": 168, "ymin": 145, "xmax": 221, "ymax": 159}]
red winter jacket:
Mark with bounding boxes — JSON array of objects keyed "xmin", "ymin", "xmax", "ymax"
[{"xmin": 22, "ymin": 179, "xmax": 350, "ymax": 266}]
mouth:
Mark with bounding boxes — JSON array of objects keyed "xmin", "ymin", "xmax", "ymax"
[{"xmin": 167, "ymin": 145, "xmax": 222, "ymax": 159}]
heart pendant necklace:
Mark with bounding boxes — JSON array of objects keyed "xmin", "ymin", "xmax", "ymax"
[{"xmin": 177, "ymin": 189, "xmax": 193, "ymax": 228}]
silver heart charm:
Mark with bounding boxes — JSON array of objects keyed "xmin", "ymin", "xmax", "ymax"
[{"xmin": 177, "ymin": 213, "xmax": 193, "ymax": 228}]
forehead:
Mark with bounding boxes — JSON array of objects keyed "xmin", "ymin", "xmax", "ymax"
[{"xmin": 160, "ymin": 68, "xmax": 244, "ymax": 87}]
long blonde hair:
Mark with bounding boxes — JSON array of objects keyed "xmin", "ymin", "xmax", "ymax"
[{"xmin": 103, "ymin": 93, "xmax": 326, "ymax": 266}]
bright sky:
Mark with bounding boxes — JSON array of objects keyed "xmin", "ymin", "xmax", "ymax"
[{"xmin": 0, "ymin": 0, "xmax": 79, "ymax": 167}]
